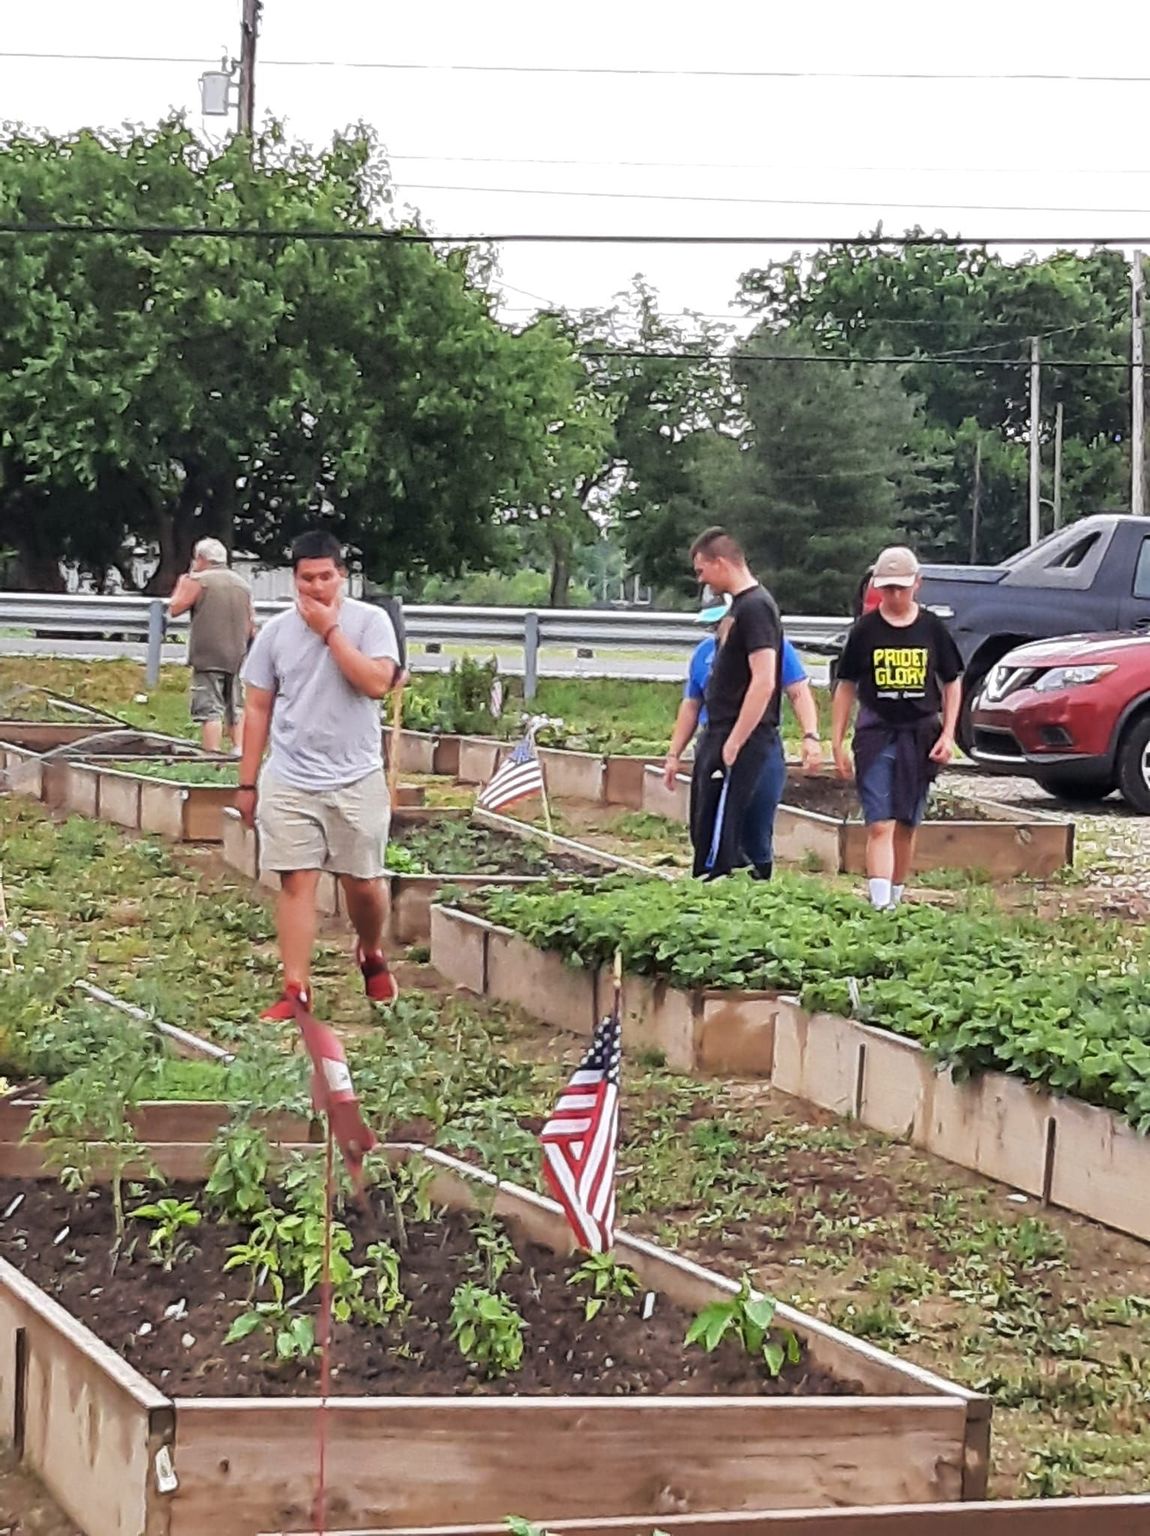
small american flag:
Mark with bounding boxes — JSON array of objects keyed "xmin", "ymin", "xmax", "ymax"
[
  {"xmin": 477, "ymin": 733, "xmax": 544, "ymax": 814},
  {"xmin": 540, "ymin": 1010, "xmax": 621, "ymax": 1253}
]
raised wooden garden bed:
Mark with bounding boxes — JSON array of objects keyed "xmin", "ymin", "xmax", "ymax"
[
  {"xmin": 0, "ymin": 1136, "xmax": 987, "ymax": 1536},
  {"xmin": 1, "ymin": 746, "xmax": 425, "ymax": 843},
  {"xmin": 221, "ymin": 807, "xmax": 637, "ymax": 944},
  {"xmin": 430, "ymin": 905, "xmax": 1150, "ymax": 1247},
  {"xmin": 384, "ymin": 729, "xmax": 661, "ymax": 810},
  {"xmin": 317, "ymin": 1493, "xmax": 1150, "ymax": 1536},
  {"xmin": 641, "ymin": 767, "xmax": 1074, "ymax": 878}
]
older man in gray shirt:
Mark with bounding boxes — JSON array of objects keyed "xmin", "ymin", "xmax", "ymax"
[{"xmin": 239, "ymin": 530, "xmax": 401, "ymax": 1020}]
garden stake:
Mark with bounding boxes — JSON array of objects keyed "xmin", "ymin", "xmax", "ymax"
[
  {"xmin": 0, "ymin": 870, "xmax": 12, "ymax": 971},
  {"xmin": 387, "ymin": 683, "xmax": 404, "ymax": 806}
]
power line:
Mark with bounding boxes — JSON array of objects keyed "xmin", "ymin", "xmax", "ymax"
[
  {"xmin": 390, "ymin": 151, "xmax": 1150, "ymax": 178},
  {"xmin": 582, "ymin": 348, "xmax": 1133, "ymax": 369},
  {"xmin": 398, "ymin": 180, "xmax": 1150, "ymax": 218},
  {"xmin": 0, "ymin": 222, "xmax": 1146, "ymax": 247},
  {"xmin": 4, "ymin": 51, "xmax": 1150, "ymax": 84}
]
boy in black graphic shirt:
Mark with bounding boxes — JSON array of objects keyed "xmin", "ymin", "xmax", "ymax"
[
  {"xmin": 687, "ymin": 527, "xmax": 782, "ymax": 878},
  {"xmin": 831, "ymin": 545, "xmax": 962, "ymax": 910}
]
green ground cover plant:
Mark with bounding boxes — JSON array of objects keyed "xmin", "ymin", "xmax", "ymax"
[{"xmin": 477, "ymin": 875, "xmax": 1150, "ymax": 1131}]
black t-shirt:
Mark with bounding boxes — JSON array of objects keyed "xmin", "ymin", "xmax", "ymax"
[
  {"xmin": 837, "ymin": 607, "xmax": 963, "ymax": 725},
  {"xmin": 703, "ymin": 584, "xmax": 783, "ymax": 737}
]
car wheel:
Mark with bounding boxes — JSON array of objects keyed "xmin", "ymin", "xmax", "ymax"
[
  {"xmin": 1116, "ymin": 713, "xmax": 1150, "ymax": 814},
  {"xmin": 956, "ymin": 670, "xmax": 988, "ymax": 756},
  {"xmin": 1034, "ymin": 773, "xmax": 1116, "ymax": 804}
]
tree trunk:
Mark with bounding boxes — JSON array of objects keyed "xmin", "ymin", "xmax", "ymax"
[
  {"xmin": 548, "ymin": 544, "xmax": 571, "ymax": 608},
  {"xmin": 144, "ymin": 484, "xmax": 201, "ymax": 595}
]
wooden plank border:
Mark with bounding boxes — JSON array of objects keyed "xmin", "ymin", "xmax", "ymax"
[
  {"xmin": 639, "ymin": 767, "xmax": 1074, "ymax": 877},
  {"xmin": 291, "ymin": 1494, "xmax": 1150, "ymax": 1536}
]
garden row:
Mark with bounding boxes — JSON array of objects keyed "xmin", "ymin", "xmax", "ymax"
[
  {"xmin": 388, "ymin": 728, "xmax": 1074, "ymax": 879},
  {"xmin": 431, "ymin": 876, "xmax": 1150, "ymax": 1244}
]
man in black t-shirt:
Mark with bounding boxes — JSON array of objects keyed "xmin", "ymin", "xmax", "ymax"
[
  {"xmin": 687, "ymin": 527, "xmax": 782, "ymax": 878},
  {"xmin": 831, "ymin": 544, "xmax": 963, "ymax": 910}
]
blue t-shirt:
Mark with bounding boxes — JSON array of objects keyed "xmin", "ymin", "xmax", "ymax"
[{"xmin": 686, "ymin": 634, "xmax": 805, "ymax": 730}]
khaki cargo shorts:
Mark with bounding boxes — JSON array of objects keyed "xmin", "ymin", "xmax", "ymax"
[
  {"xmin": 190, "ymin": 669, "xmax": 244, "ymax": 726},
  {"xmin": 257, "ymin": 769, "xmax": 390, "ymax": 879}
]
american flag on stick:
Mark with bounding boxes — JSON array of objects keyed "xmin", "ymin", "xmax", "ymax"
[
  {"xmin": 540, "ymin": 1006, "xmax": 621, "ymax": 1253},
  {"xmin": 477, "ymin": 732, "xmax": 545, "ymax": 815}
]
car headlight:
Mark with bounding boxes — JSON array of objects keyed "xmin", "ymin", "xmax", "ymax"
[{"xmin": 1031, "ymin": 664, "xmax": 1116, "ymax": 692}]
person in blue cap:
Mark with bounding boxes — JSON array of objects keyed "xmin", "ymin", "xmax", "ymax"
[{"xmin": 663, "ymin": 591, "xmax": 823, "ymax": 879}]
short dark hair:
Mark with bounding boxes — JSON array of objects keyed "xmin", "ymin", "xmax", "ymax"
[
  {"xmin": 690, "ymin": 526, "xmax": 745, "ymax": 563},
  {"xmin": 291, "ymin": 530, "xmax": 344, "ymax": 570}
]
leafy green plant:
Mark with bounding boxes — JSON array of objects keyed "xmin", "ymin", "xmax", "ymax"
[
  {"xmin": 29, "ymin": 1018, "xmax": 160, "ymax": 1241},
  {"xmin": 685, "ymin": 1277, "xmax": 800, "ymax": 1377},
  {"xmin": 567, "ymin": 1252, "xmax": 640, "ymax": 1321},
  {"xmin": 449, "ymin": 1282, "xmax": 526, "ymax": 1378},
  {"xmin": 360, "ymin": 1240, "xmax": 409, "ymax": 1325},
  {"xmin": 467, "ymin": 1215, "xmax": 519, "ymax": 1287},
  {"xmin": 224, "ymin": 1274, "xmax": 318, "ymax": 1364},
  {"xmin": 205, "ymin": 1122, "xmax": 272, "ymax": 1220},
  {"xmin": 132, "ymin": 1196, "xmax": 201, "ymax": 1268}
]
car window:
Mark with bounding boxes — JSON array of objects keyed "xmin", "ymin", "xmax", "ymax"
[
  {"xmin": 1134, "ymin": 537, "xmax": 1150, "ymax": 600},
  {"xmin": 1048, "ymin": 533, "xmax": 1100, "ymax": 569}
]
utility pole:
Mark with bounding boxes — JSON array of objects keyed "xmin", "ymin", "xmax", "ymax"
[
  {"xmin": 238, "ymin": 0, "xmax": 261, "ymax": 137},
  {"xmin": 1134, "ymin": 250, "xmax": 1146, "ymax": 517},
  {"xmin": 1053, "ymin": 400, "xmax": 1064, "ymax": 529},
  {"xmin": 970, "ymin": 437, "xmax": 982, "ymax": 563},
  {"xmin": 1028, "ymin": 336, "xmax": 1041, "ymax": 545}
]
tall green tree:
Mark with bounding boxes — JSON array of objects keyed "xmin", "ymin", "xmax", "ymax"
[
  {"xmin": 535, "ymin": 280, "xmax": 736, "ymax": 605},
  {"xmin": 738, "ymin": 238, "xmax": 1132, "ymax": 562},
  {"xmin": 0, "ymin": 120, "xmax": 597, "ymax": 591}
]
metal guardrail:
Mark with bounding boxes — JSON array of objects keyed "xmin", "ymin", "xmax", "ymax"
[{"xmin": 0, "ymin": 592, "xmax": 849, "ymax": 694}]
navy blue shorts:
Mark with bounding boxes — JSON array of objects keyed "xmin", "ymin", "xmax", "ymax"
[{"xmin": 856, "ymin": 740, "xmax": 929, "ymax": 827}]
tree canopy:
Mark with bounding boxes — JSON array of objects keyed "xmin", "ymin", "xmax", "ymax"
[{"xmin": 0, "ymin": 119, "xmax": 601, "ymax": 591}]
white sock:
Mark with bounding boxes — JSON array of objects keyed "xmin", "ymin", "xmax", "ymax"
[
  {"xmin": 891, "ymin": 884, "xmax": 905, "ymax": 907},
  {"xmin": 868, "ymin": 877, "xmax": 892, "ymax": 908}
]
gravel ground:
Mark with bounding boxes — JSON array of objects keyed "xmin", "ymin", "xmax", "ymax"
[
  {"xmin": 0, "ymin": 1451, "xmax": 80, "ymax": 1536},
  {"xmin": 943, "ymin": 765, "xmax": 1150, "ymax": 914}
]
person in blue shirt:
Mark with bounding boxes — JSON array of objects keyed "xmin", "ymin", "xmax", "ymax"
[{"xmin": 663, "ymin": 597, "xmax": 824, "ymax": 878}]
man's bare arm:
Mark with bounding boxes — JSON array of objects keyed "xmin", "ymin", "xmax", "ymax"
[{"xmin": 167, "ymin": 574, "xmax": 201, "ymax": 619}]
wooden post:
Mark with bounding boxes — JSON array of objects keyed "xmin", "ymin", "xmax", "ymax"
[{"xmin": 387, "ymin": 685, "xmax": 405, "ymax": 805}]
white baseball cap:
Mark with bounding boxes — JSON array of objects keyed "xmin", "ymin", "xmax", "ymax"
[{"xmin": 871, "ymin": 545, "xmax": 920, "ymax": 588}]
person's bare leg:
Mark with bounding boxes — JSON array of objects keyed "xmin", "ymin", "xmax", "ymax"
[
  {"xmin": 228, "ymin": 709, "xmax": 245, "ymax": 756},
  {"xmin": 865, "ymin": 820, "xmax": 896, "ymax": 907},
  {"xmin": 277, "ymin": 869, "xmax": 321, "ymax": 990},
  {"xmin": 892, "ymin": 823, "xmax": 918, "ymax": 887},
  {"xmin": 339, "ymin": 875, "xmax": 389, "ymax": 954},
  {"xmin": 866, "ymin": 821, "xmax": 896, "ymax": 880},
  {"xmin": 201, "ymin": 719, "xmax": 223, "ymax": 753}
]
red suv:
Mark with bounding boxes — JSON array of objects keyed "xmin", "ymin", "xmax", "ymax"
[{"xmin": 969, "ymin": 632, "xmax": 1150, "ymax": 811}]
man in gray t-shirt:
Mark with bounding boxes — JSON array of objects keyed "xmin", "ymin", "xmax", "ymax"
[{"xmin": 238, "ymin": 530, "xmax": 402, "ymax": 1021}]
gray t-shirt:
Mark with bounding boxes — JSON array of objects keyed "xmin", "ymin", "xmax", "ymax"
[{"xmin": 242, "ymin": 597, "xmax": 400, "ymax": 791}]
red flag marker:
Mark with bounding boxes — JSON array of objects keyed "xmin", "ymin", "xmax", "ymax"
[{"xmin": 292, "ymin": 994, "xmax": 377, "ymax": 1192}]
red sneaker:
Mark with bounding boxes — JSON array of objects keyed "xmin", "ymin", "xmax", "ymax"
[
  {"xmin": 357, "ymin": 947, "xmax": 399, "ymax": 1005},
  {"xmin": 261, "ymin": 980, "xmax": 310, "ymax": 1022}
]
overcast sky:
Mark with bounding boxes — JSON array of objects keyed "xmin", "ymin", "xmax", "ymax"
[{"xmin": 3, "ymin": 0, "xmax": 1149, "ymax": 330}]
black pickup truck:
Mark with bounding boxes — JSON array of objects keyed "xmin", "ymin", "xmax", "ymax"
[{"xmin": 914, "ymin": 514, "xmax": 1150, "ymax": 746}]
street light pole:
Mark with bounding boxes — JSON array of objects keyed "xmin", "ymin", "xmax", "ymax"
[
  {"xmin": 1134, "ymin": 250, "xmax": 1146, "ymax": 518},
  {"xmin": 238, "ymin": 0, "xmax": 261, "ymax": 137},
  {"xmin": 1028, "ymin": 336, "xmax": 1042, "ymax": 545}
]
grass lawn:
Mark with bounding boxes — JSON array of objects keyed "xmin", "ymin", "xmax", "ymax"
[
  {"xmin": 3, "ymin": 796, "xmax": 1150, "ymax": 1498},
  {"xmin": 0, "ymin": 657, "xmax": 832, "ymax": 760}
]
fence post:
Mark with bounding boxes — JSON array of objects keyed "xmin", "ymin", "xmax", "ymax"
[
  {"xmin": 145, "ymin": 599, "xmax": 165, "ymax": 689},
  {"xmin": 523, "ymin": 611, "xmax": 539, "ymax": 701}
]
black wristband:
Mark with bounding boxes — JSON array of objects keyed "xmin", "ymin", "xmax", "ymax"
[
  {"xmin": 237, "ymin": 783, "xmax": 257, "ymax": 791},
  {"xmin": 802, "ymin": 733, "xmax": 820, "ymax": 742}
]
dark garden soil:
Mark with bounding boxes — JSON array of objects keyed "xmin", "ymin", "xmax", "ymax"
[
  {"xmin": 0, "ymin": 1178, "xmax": 856, "ymax": 1401},
  {"xmin": 783, "ymin": 773, "xmax": 992, "ymax": 823},
  {"xmin": 390, "ymin": 818, "xmax": 601, "ymax": 877}
]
